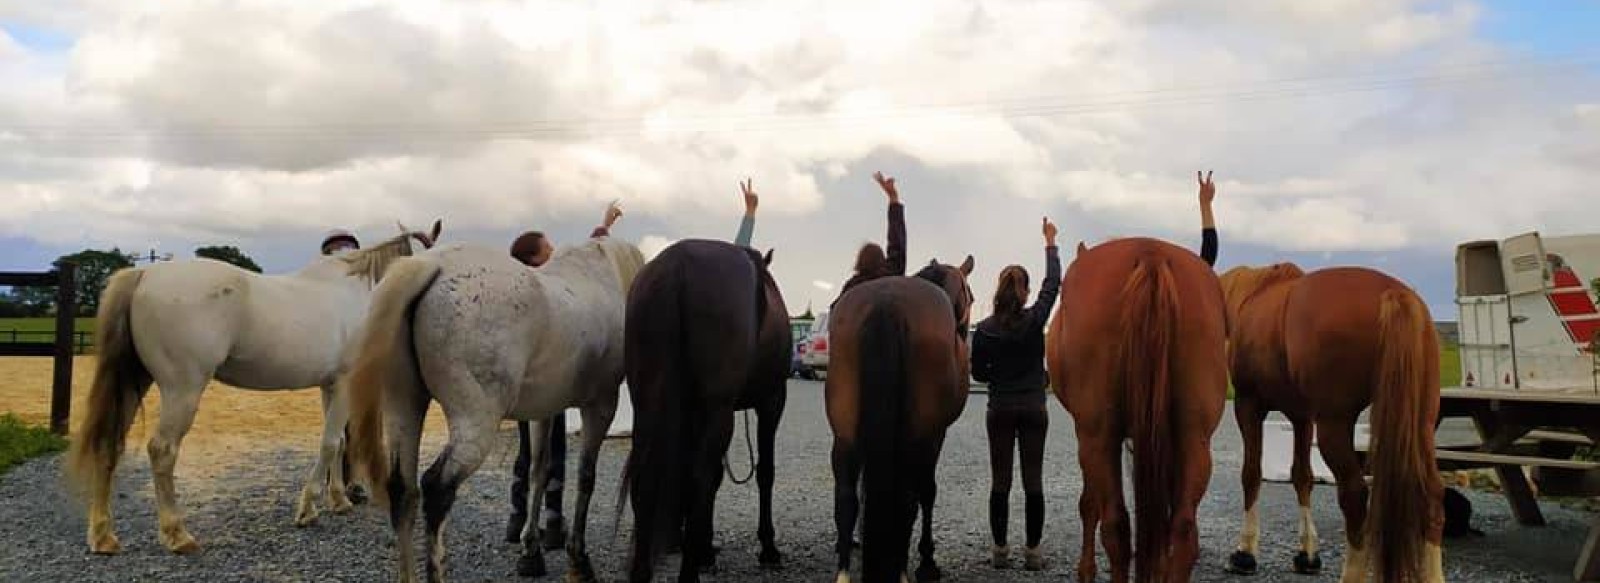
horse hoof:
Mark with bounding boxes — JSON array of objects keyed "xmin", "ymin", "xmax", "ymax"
[
  {"xmin": 516, "ymin": 553, "xmax": 547, "ymax": 578},
  {"xmin": 1293, "ymin": 551, "xmax": 1323, "ymax": 575},
  {"xmin": 757, "ymin": 547, "xmax": 783, "ymax": 568},
  {"xmin": 294, "ymin": 512, "xmax": 319, "ymax": 528},
  {"xmin": 915, "ymin": 561, "xmax": 942, "ymax": 582},
  {"xmin": 327, "ymin": 494, "xmax": 355, "ymax": 514},
  {"xmin": 163, "ymin": 531, "xmax": 202, "ymax": 555},
  {"xmin": 89, "ymin": 533, "xmax": 122, "ymax": 555},
  {"xmin": 1227, "ymin": 550, "xmax": 1258, "ymax": 575}
]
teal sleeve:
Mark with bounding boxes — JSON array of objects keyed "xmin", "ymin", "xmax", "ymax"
[{"xmin": 734, "ymin": 215, "xmax": 755, "ymax": 247}]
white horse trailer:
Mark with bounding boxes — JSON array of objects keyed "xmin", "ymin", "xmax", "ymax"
[
  {"xmin": 1456, "ymin": 230, "xmax": 1600, "ymax": 392},
  {"xmin": 1444, "ymin": 230, "xmax": 1600, "ymax": 582}
]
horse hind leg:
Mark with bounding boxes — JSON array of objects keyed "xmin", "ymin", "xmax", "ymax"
[
  {"xmin": 296, "ymin": 383, "xmax": 353, "ymax": 526},
  {"xmin": 147, "ymin": 380, "xmax": 205, "ymax": 554},
  {"xmin": 1289, "ymin": 417, "xmax": 1324, "ymax": 574},
  {"xmin": 565, "ymin": 404, "xmax": 617, "ymax": 583},
  {"xmin": 385, "ymin": 389, "xmax": 429, "ymax": 583},
  {"xmin": 913, "ymin": 449, "xmax": 941, "ymax": 582},
  {"xmin": 831, "ymin": 439, "xmax": 861, "ymax": 583},
  {"xmin": 1078, "ymin": 431, "xmax": 1131, "ymax": 583},
  {"xmin": 1228, "ymin": 395, "xmax": 1267, "ymax": 575},
  {"xmin": 1317, "ymin": 418, "xmax": 1371, "ymax": 583},
  {"xmin": 755, "ymin": 395, "xmax": 786, "ymax": 568},
  {"xmin": 421, "ymin": 416, "xmax": 496, "ymax": 583}
]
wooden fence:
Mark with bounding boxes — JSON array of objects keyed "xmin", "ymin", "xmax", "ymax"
[{"xmin": 0, "ymin": 265, "xmax": 77, "ymax": 435}]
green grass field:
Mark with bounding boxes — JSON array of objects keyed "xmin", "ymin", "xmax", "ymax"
[
  {"xmin": 0, "ymin": 413, "xmax": 66, "ymax": 475},
  {"xmin": 0, "ymin": 317, "xmax": 96, "ymax": 334}
]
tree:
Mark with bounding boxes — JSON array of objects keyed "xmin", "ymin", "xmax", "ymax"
[
  {"xmin": 195, "ymin": 245, "xmax": 262, "ymax": 273},
  {"xmin": 52, "ymin": 248, "xmax": 136, "ymax": 316}
]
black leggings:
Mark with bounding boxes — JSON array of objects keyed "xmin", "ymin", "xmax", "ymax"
[{"xmin": 986, "ymin": 405, "xmax": 1047, "ymax": 548}]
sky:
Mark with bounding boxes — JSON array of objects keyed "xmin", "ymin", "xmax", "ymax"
[{"xmin": 2, "ymin": 0, "xmax": 1598, "ymax": 321}]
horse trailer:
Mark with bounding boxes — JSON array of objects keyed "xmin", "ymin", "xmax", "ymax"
[{"xmin": 1456, "ymin": 230, "xmax": 1600, "ymax": 393}]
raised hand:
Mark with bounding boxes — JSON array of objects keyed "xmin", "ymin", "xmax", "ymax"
[
  {"xmin": 740, "ymin": 178, "xmax": 758, "ymax": 216},
  {"xmin": 1042, "ymin": 217, "xmax": 1059, "ymax": 245},
  {"xmin": 603, "ymin": 199, "xmax": 624, "ymax": 228},
  {"xmin": 873, "ymin": 171, "xmax": 899, "ymax": 203},
  {"xmin": 1198, "ymin": 170, "xmax": 1216, "ymax": 206}
]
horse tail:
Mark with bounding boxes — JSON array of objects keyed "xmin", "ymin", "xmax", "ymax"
[
  {"xmin": 1366, "ymin": 287, "xmax": 1441, "ymax": 583},
  {"xmin": 1119, "ymin": 256, "xmax": 1181, "ymax": 582},
  {"xmin": 858, "ymin": 302, "xmax": 914, "ymax": 582},
  {"xmin": 618, "ymin": 259, "xmax": 691, "ymax": 579},
  {"xmin": 65, "ymin": 268, "xmax": 152, "ymax": 503},
  {"xmin": 345, "ymin": 257, "xmax": 440, "ymax": 508}
]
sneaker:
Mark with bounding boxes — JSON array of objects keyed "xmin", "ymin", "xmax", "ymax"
[
  {"xmin": 541, "ymin": 517, "xmax": 568, "ymax": 551},
  {"xmin": 1024, "ymin": 546, "xmax": 1047, "ymax": 571},
  {"xmin": 991, "ymin": 545, "xmax": 1010, "ymax": 569}
]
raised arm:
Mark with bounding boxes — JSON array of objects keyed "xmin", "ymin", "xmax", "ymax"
[
  {"xmin": 1028, "ymin": 217, "xmax": 1063, "ymax": 326},
  {"xmin": 1198, "ymin": 170, "xmax": 1218, "ymax": 266},
  {"xmin": 590, "ymin": 199, "xmax": 623, "ymax": 238},
  {"xmin": 875, "ymin": 171, "xmax": 907, "ymax": 276},
  {"xmin": 735, "ymin": 178, "xmax": 757, "ymax": 246}
]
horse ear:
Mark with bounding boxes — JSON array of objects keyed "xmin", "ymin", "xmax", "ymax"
[
  {"xmin": 959, "ymin": 255, "xmax": 974, "ymax": 275},
  {"xmin": 1076, "ymin": 241, "xmax": 1088, "ymax": 257},
  {"xmin": 762, "ymin": 249, "xmax": 774, "ymax": 267},
  {"xmin": 430, "ymin": 219, "xmax": 442, "ymax": 241}
]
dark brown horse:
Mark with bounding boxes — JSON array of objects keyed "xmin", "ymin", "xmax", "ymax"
[
  {"xmin": 1219, "ymin": 264, "xmax": 1443, "ymax": 583},
  {"xmin": 619, "ymin": 238, "xmax": 791, "ymax": 582},
  {"xmin": 1046, "ymin": 237, "xmax": 1229, "ymax": 583},
  {"xmin": 826, "ymin": 255, "xmax": 975, "ymax": 583}
]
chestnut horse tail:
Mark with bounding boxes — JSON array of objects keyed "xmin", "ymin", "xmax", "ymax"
[
  {"xmin": 1366, "ymin": 287, "xmax": 1441, "ymax": 583},
  {"xmin": 858, "ymin": 303, "xmax": 913, "ymax": 582},
  {"xmin": 1119, "ymin": 256, "xmax": 1181, "ymax": 582}
]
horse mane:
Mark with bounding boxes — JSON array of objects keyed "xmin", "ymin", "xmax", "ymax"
[
  {"xmin": 915, "ymin": 260, "xmax": 972, "ymax": 339},
  {"xmin": 338, "ymin": 233, "xmax": 415, "ymax": 286},
  {"xmin": 1219, "ymin": 263, "xmax": 1305, "ymax": 317},
  {"xmin": 596, "ymin": 238, "xmax": 647, "ymax": 292}
]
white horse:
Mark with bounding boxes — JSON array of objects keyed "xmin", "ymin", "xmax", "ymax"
[
  {"xmin": 344, "ymin": 237, "xmax": 644, "ymax": 583},
  {"xmin": 64, "ymin": 221, "xmax": 442, "ymax": 555}
]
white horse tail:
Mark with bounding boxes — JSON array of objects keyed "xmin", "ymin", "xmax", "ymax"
[
  {"xmin": 65, "ymin": 267, "xmax": 153, "ymax": 503},
  {"xmin": 345, "ymin": 256, "xmax": 441, "ymax": 507}
]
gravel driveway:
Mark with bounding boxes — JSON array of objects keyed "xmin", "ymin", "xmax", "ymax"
[{"xmin": 0, "ymin": 380, "xmax": 1588, "ymax": 581}]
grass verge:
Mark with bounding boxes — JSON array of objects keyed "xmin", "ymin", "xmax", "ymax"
[{"xmin": 0, "ymin": 412, "xmax": 67, "ymax": 475}]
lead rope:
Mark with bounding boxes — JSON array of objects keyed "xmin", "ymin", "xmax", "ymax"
[{"xmin": 723, "ymin": 409, "xmax": 757, "ymax": 485}]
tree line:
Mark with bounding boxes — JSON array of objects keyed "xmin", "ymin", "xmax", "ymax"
[{"xmin": 0, "ymin": 245, "xmax": 262, "ymax": 318}]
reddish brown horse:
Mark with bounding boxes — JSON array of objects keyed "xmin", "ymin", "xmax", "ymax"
[
  {"xmin": 827, "ymin": 255, "xmax": 974, "ymax": 583},
  {"xmin": 1219, "ymin": 264, "xmax": 1443, "ymax": 583},
  {"xmin": 1046, "ymin": 237, "xmax": 1229, "ymax": 583}
]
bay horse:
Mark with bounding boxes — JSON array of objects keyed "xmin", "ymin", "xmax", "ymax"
[
  {"xmin": 344, "ymin": 238, "xmax": 644, "ymax": 583},
  {"xmin": 827, "ymin": 255, "xmax": 975, "ymax": 583},
  {"xmin": 618, "ymin": 238, "xmax": 791, "ymax": 582},
  {"xmin": 1045, "ymin": 237, "xmax": 1228, "ymax": 583},
  {"xmin": 64, "ymin": 220, "xmax": 441, "ymax": 556},
  {"xmin": 1219, "ymin": 264, "xmax": 1443, "ymax": 583}
]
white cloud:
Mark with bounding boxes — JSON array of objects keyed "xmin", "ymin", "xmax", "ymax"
[
  {"xmin": 0, "ymin": 0, "xmax": 1596, "ymax": 315},
  {"xmin": 637, "ymin": 235, "xmax": 676, "ymax": 261}
]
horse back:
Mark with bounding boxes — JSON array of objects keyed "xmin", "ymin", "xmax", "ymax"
[
  {"xmin": 1282, "ymin": 267, "xmax": 1411, "ymax": 413},
  {"xmin": 825, "ymin": 277, "xmax": 963, "ymax": 444}
]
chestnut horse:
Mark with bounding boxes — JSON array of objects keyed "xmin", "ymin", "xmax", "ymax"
[
  {"xmin": 619, "ymin": 239, "xmax": 791, "ymax": 582},
  {"xmin": 1219, "ymin": 264, "xmax": 1443, "ymax": 583},
  {"xmin": 1046, "ymin": 237, "xmax": 1228, "ymax": 583},
  {"xmin": 827, "ymin": 256, "xmax": 974, "ymax": 583}
]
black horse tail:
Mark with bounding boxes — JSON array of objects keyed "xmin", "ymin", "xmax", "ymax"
[
  {"xmin": 858, "ymin": 302, "xmax": 914, "ymax": 582},
  {"xmin": 617, "ymin": 256, "xmax": 691, "ymax": 582}
]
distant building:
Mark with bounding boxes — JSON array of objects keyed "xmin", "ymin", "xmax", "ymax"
[{"xmin": 1435, "ymin": 321, "xmax": 1459, "ymax": 345}]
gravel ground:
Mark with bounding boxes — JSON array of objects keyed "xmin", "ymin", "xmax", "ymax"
[{"xmin": 0, "ymin": 380, "xmax": 1588, "ymax": 582}]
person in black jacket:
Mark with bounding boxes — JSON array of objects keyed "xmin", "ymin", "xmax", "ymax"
[{"xmin": 970, "ymin": 216, "xmax": 1061, "ymax": 571}]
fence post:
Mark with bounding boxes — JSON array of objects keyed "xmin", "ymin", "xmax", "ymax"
[{"xmin": 50, "ymin": 263, "xmax": 76, "ymax": 436}]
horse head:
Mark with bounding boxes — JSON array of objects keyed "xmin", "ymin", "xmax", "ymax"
[
  {"xmin": 915, "ymin": 255, "xmax": 976, "ymax": 341},
  {"xmin": 1218, "ymin": 262, "xmax": 1305, "ymax": 322}
]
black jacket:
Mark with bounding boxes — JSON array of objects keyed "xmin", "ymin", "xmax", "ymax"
[{"xmin": 971, "ymin": 245, "xmax": 1061, "ymax": 403}]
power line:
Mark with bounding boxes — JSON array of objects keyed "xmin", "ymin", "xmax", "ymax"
[{"xmin": 5, "ymin": 52, "xmax": 1596, "ymax": 142}]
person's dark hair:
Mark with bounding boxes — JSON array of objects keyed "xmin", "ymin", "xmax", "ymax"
[
  {"xmin": 510, "ymin": 231, "xmax": 547, "ymax": 265},
  {"xmin": 993, "ymin": 265, "xmax": 1029, "ymax": 327},
  {"xmin": 853, "ymin": 243, "xmax": 888, "ymax": 278}
]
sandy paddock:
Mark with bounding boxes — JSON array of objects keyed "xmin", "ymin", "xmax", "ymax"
[{"xmin": 0, "ymin": 356, "xmax": 456, "ymax": 481}]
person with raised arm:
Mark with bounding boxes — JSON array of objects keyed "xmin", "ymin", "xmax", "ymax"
[{"xmin": 833, "ymin": 171, "xmax": 906, "ymax": 306}]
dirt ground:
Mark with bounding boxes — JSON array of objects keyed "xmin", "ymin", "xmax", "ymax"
[{"xmin": 0, "ymin": 356, "xmax": 453, "ymax": 473}]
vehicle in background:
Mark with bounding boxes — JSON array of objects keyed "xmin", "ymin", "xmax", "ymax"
[{"xmin": 799, "ymin": 311, "xmax": 830, "ymax": 379}]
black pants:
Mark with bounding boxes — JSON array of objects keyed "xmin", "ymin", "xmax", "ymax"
[
  {"xmin": 986, "ymin": 404, "xmax": 1047, "ymax": 548},
  {"xmin": 511, "ymin": 413, "xmax": 567, "ymax": 522}
]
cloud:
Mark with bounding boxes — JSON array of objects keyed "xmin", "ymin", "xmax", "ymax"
[
  {"xmin": 0, "ymin": 0, "xmax": 1597, "ymax": 316},
  {"xmin": 637, "ymin": 235, "xmax": 676, "ymax": 262}
]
